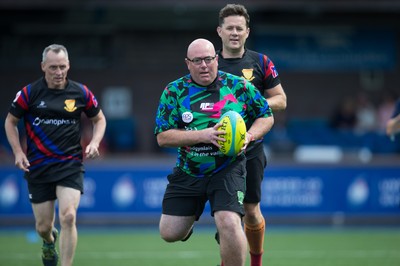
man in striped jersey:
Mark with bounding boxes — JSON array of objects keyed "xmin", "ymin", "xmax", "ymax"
[{"xmin": 4, "ymin": 44, "xmax": 106, "ymax": 266}]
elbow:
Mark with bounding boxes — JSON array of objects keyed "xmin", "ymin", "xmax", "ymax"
[
  {"xmin": 158, "ymin": 142, "xmax": 168, "ymax": 148},
  {"xmin": 280, "ymin": 100, "xmax": 287, "ymax": 111},
  {"xmin": 275, "ymin": 94, "xmax": 288, "ymax": 111},
  {"xmin": 276, "ymin": 98, "xmax": 287, "ymax": 111},
  {"xmin": 156, "ymin": 135, "xmax": 164, "ymax": 147},
  {"xmin": 156, "ymin": 134, "xmax": 169, "ymax": 148},
  {"xmin": 270, "ymin": 116, "xmax": 275, "ymax": 130}
]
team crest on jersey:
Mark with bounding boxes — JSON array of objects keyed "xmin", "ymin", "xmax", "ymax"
[
  {"xmin": 242, "ymin": 69, "xmax": 255, "ymax": 81},
  {"xmin": 64, "ymin": 99, "xmax": 77, "ymax": 112}
]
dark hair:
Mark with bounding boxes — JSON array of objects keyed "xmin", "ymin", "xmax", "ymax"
[{"xmin": 218, "ymin": 4, "xmax": 250, "ymax": 28}]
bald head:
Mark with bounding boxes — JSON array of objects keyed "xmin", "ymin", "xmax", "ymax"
[{"xmin": 187, "ymin": 38, "xmax": 215, "ymax": 59}]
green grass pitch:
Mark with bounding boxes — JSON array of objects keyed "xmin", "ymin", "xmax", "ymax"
[{"xmin": 0, "ymin": 226, "xmax": 399, "ymax": 266}]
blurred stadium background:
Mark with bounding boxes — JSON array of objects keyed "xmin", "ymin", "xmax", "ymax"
[{"xmin": 1, "ymin": 0, "xmax": 399, "ymax": 233}]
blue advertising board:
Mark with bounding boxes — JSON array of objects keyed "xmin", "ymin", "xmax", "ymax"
[
  {"xmin": 261, "ymin": 167, "xmax": 400, "ymax": 214},
  {"xmin": 1, "ymin": 165, "xmax": 399, "ymax": 219}
]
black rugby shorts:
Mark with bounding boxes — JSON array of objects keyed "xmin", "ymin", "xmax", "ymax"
[
  {"xmin": 27, "ymin": 172, "xmax": 84, "ymax": 203},
  {"xmin": 162, "ymin": 156, "xmax": 247, "ymax": 219},
  {"xmin": 244, "ymin": 143, "xmax": 267, "ymax": 203}
]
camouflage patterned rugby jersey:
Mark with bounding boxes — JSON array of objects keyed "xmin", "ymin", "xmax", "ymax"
[{"xmin": 154, "ymin": 71, "xmax": 272, "ymax": 177}]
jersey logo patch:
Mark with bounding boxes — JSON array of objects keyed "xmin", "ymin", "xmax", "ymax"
[
  {"xmin": 182, "ymin": 111, "xmax": 193, "ymax": 123},
  {"xmin": 200, "ymin": 103, "xmax": 214, "ymax": 110},
  {"xmin": 64, "ymin": 99, "xmax": 77, "ymax": 112},
  {"xmin": 37, "ymin": 101, "xmax": 47, "ymax": 109},
  {"xmin": 270, "ymin": 65, "xmax": 278, "ymax": 78},
  {"xmin": 242, "ymin": 69, "xmax": 255, "ymax": 81}
]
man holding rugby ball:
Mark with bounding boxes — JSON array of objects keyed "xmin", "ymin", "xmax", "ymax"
[{"xmin": 154, "ymin": 38, "xmax": 274, "ymax": 266}]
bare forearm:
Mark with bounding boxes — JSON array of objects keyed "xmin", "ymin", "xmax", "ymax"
[
  {"xmin": 91, "ymin": 120, "xmax": 106, "ymax": 146},
  {"xmin": 157, "ymin": 124, "xmax": 225, "ymax": 148},
  {"xmin": 157, "ymin": 129, "xmax": 204, "ymax": 147},
  {"xmin": 267, "ymin": 94, "xmax": 287, "ymax": 112},
  {"xmin": 264, "ymin": 84, "xmax": 287, "ymax": 112},
  {"xmin": 247, "ymin": 116, "xmax": 274, "ymax": 140},
  {"xmin": 89, "ymin": 110, "xmax": 106, "ymax": 147},
  {"xmin": 4, "ymin": 114, "xmax": 24, "ymax": 155}
]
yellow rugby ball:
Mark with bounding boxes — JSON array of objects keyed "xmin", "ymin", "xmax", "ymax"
[{"xmin": 217, "ymin": 110, "xmax": 247, "ymax": 156}]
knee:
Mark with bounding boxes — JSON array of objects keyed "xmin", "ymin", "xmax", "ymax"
[
  {"xmin": 217, "ymin": 212, "xmax": 241, "ymax": 231},
  {"xmin": 244, "ymin": 208, "xmax": 258, "ymax": 219},
  {"xmin": 59, "ymin": 210, "xmax": 77, "ymax": 228},
  {"xmin": 160, "ymin": 230, "xmax": 179, "ymax": 243},
  {"xmin": 215, "ymin": 211, "xmax": 244, "ymax": 238},
  {"xmin": 160, "ymin": 235, "xmax": 176, "ymax": 243},
  {"xmin": 159, "ymin": 225, "xmax": 189, "ymax": 242},
  {"xmin": 244, "ymin": 203, "xmax": 262, "ymax": 220},
  {"xmin": 220, "ymin": 218, "xmax": 238, "ymax": 232},
  {"xmin": 35, "ymin": 222, "xmax": 52, "ymax": 237}
]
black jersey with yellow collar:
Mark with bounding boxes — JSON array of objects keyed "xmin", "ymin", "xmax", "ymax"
[
  {"xmin": 217, "ymin": 49, "xmax": 281, "ymax": 94},
  {"xmin": 9, "ymin": 77, "xmax": 100, "ymax": 183}
]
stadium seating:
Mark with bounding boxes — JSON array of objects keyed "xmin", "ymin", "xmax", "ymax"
[
  {"xmin": 105, "ymin": 117, "xmax": 138, "ymax": 152},
  {"xmin": 265, "ymin": 117, "xmax": 400, "ymax": 155}
]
